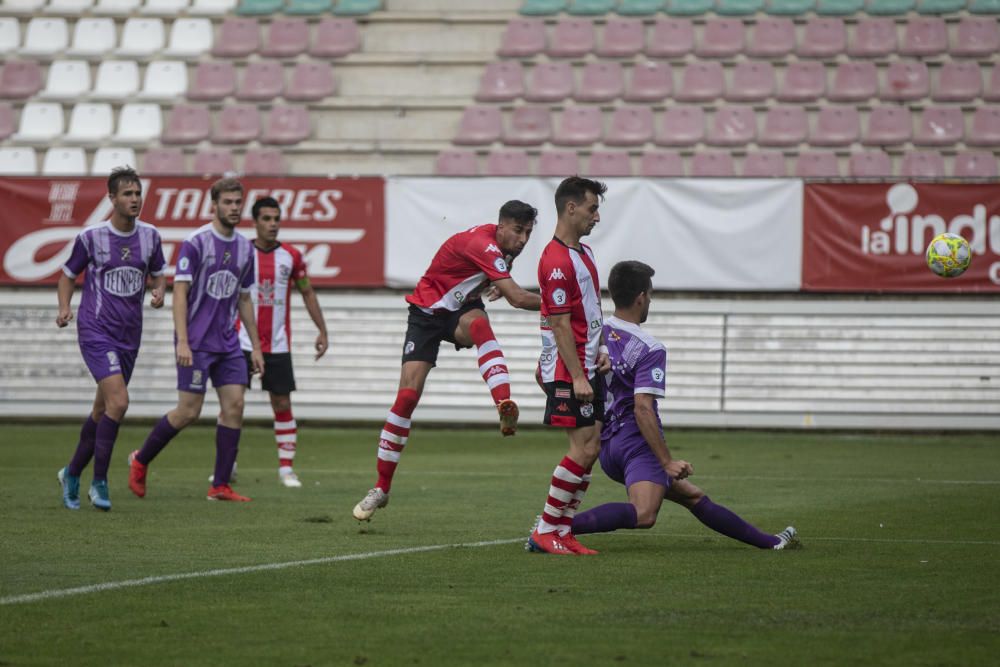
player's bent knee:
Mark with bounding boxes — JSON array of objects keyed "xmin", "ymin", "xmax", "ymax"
[{"xmin": 634, "ymin": 510, "xmax": 658, "ymax": 529}]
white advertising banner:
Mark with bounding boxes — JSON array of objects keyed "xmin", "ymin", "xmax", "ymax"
[{"xmin": 386, "ymin": 178, "xmax": 803, "ymax": 290}]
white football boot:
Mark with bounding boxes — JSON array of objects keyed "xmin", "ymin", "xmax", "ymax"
[
  {"xmin": 773, "ymin": 526, "xmax": 801, "ymax": 550},
  {"xmin": 353, "ymin": 487, "xmax": 389, "ymax": 521}
]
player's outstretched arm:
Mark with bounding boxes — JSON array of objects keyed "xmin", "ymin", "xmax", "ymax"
[
  {"xmin": 491, "ymin": 277, "xmax": 541, "ymax": 311},
  {"xmin": 296, "ymin": 279, "xmax": 328, "ymax": 360},
  {"xmin": 55, "ymin": 273, "xmax": 76, "ymax": 327},
  {"xmin": 238, "ymin": 290, "xmax": 265, "ymax": 377},
  {"xmin": 635, "ymin": 393, "xmax": 692, "ymax": 480}
]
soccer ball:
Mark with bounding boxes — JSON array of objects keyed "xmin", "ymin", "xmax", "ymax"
[{"xmin": 925, "ymin": 233, "xmax": 971, "ymax": 278}]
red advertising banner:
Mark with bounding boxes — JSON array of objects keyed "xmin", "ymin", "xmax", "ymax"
[
  {"xmin": 0, "ymin": 177, "xmax": 385, "ymax": 287},
  {"xmin": 803, "ymin": 183, "xmax": 1000, "ymax": 292}
]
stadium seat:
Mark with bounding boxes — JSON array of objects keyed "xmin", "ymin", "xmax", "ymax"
[
  {"xmin": 65, "ymin": 103, "xmax": 113, "ymax": 143},
  {"xmin": 114, "ymin": 103, "xmax": 162, "ymax": 142},
  {"xmin": 13, "ymin": 102, "xmax": 64, "ymax": 143},
  {"xmin": 537, "ymin": 150, "xmax": 579, "ymax": 176},
  {"xmin": 914, "ymin": 106, "xmax": 964, "ymax": 146},
  {"xmin": 987, "ymin": 64, "xmax": 1000, "ymax": 102},
  {"xmin": 47, "ymin": 0, "xmax": 95, "ymax": 13},
  {"xmin": 932, "ymin": 61, "xmax": 982, "ymax": 103},
  {"xmin": 286, "ymin": 0, "xmax": 333, "ymax": 14},
  {"xmin": 189, "ymin": 0, "xmax": 238, "ymax": 13},
  {"xmin": 141, "ymin": 61, "xmax": 187, "ymax": 100},
  {"xmin": 497, "ymin": 19, "xmax": 546, "ymax": 58},
  {"xmin": 707, "ymin": 105, "xmax": 756, "ymax": 146},
  {"xmin": 434, "ymin": 149, "xmax": 478, "ymax": 175},
  {"xmin": 548, "ymin": 18, "xmax": 595, "ymax": 58},
  {"xmin": 576, "ymin": 62, "xmax": 624, "ymax": 103},
  {"xmin": 21, "ymin": 18, "xmax": 69, "ymax": 57},
  {"xmin": 968, "ymin": 106, "xmax": 1000, "ymax": 146},
  {"xmin": 759, "ymin": 106, "xmax": 807, "ymax": 146},
  {"xmin": 727, "ymin": 61, "xmax": 775, "ymax": 102},
  {"xmin": 848, "ymin": 150, "xmax": 892, "ymax": 177},
  {"xmin": 0, "ymin": 18, "xmax": 19, "ymax": 56},
  {"xmin": 691, "ymin": 152, "xmax": 735, "ymax": 177},
  {"xmin": 453, "ymin": 106, "xmax": 503, "ymax": 145},
  {"xmin": 674, "ymin": 61, "xmax": 723, "ymax": 102},
  {"xmin": 164, "ymin": 18, "xmax": 213, "ymax": 58},
  {"xmin": 213, "ymin": 104, "xmax": 260, "ymax": 144},
  {"xmin": 863, "ymin": 105, "xmax": 912, "ymax": 145},
  {"xmin": 639, "ymin": 151, "xmax": 684, "ymax": 176},
  {"xmin": 811, "ymin": 106, "xmax": 860, "ymax": 146},
  {"xmin": 237, "ymin": 0, "xmax": 282, "ymax": 14},
  {"xmin": 484, "ymin": 150, "xmax": 531, "ymax": 176},
  {"xmin": 193, "ymin": 148, "xmax": 236, "ymax": 175},
  {"xmin": 310, "ymin": 18, "xmax": 360, "ymax": 58},
  {"xmin": 213, "ymin": 18, "xmax": 260, "ymax": 58},
  {"xmin": 162, "ymin": 104, "xmax": 211, "ymax": 144},
  {"xmin": 742, "ymin": 151, "xmax": 788, "ymax": 177},
  {"xmin": 647, "ymin": 18, "xmax": 694, "ymax": 59},
  {"xmin": 777, "ymin": 61, "xmax": 826, "ymax": 103},
  {"xmin": 901, "ymin": 18, "xmax": 948, "ymax": 57},
  {"xmin": 261, "ymin": 105, "xmax": 310, "ymax": 145},
  {"xmin": 476, "ymin": 62, "xmax": 524, "ymax": 103},
  {"xmin": 953, "ymin": 151, "xmax": 999, "ymax": 178},
  {"xmin": 655, "ymin": 106, "xmax": 704, "ymax": 146},
  {"xmin": 882, "ymin": 61, "xmax": 929, "ymax": 102},
  {"xmin": 797, "ymin": 18, "xmax": 846, "ymax": 58},
  {"xmin": 866, "ymin": 0, "xmax": 915, "ymax": 14},
  {"xmin": 605, "ymin": 106, "xmax": 654, "ymax": 146},
  {"xmin": 142, "ymin": 0, "xmax": 191, "ymax": 14},
  {"xmin": 618, "ymin": 0, "xmax": 666, "ymax": 14},
  {"xmin": 666, "ymin": 0, "xmax": 713, "ymax": 15},
  {"xmin": 696, "ymin": 19, "xmax": 744, "ymax": 59},
  {"xmin": 951, "ymin": 18, "xmax": 1000, "ymax": 58},
  {"xmin": 815, "ymin": 0, "xmax": 863, "ymax": 13},
  {"xmin": 244, "ymin": 148, "xmax": 287, "ymax": 175},
  {"xmin": 624, "ymin": 61, "xmax": 672, "ymax": 102},
  {"xmin": 553, "ymin": 105, "xmax": 603, "ymax": 146},
  {"xmin": 0, "ymin": 103, "xmax": 13, "ymax": 140},
  {"xmin": 92, "ymin": 61, "xmax": 140, "ymax": 100},
  {"xmin": 0, "ymin": 147, "xmax": 37, "ymax": 175},
  {"xmin": 333, "ymin": 0, "xmax": 382, "ymax": 15},
  {"xmin": 829, "ymin": 62, "xmax": 878, "ymax": 102},
  {"xmin": 95, "ymin": 0, "xmax": 141, "ymax": 14},
  {"xmin": 525, "ymin": 62, "xmax": 574, "ymax": 103},
  {"xmin": 287, "ymin": 61, "xmax": 336, "ymax": 102},
  {"xmin": 848, "ymin": 18, "xmax": 897, "ymax": 58},
  {"xmin": 67, "ymin": 18, "xmax": 116, "ymax": 57},
  {"xmin": 91, "ymin": 147, "xmax": 137, "ymax": 174},
  {"xmin": 142, "ymin": 147, "xmax": 186, "ymax": 174},
  {"xmin": 596, "ymin": 18, "xmax": 644, "ymax": 57},
  {"xmin": 717, "ymin": 0, "xmax": 765, "ymax": 14},
  {"xmin": 747, "ymin": 18, "xmax": 796, "ymax": 58},
  {"xmin": 766, "ymin": 0, "xmax": 814, "ymax": 14},
  {"xmin": 262, "ymin": 18, "xmax": 309, "ymax": 58},
  {"xmin": 42, "ymin": 147, "xmax": 88, "ymax": 176},
  {"xmin": 504, "ymin": 106, "xmax": 552, "ymax": 146},
  {"xmin": 0, "ymin": 61, "xmax": 42, "ymax": 100},
  {"xmin": 237, "ymin": 61, "xmax": 285, "ymax": 101},
  {"xmin": 40, "ymin": 60, "xmax": 89, "ymax": 100},
  {"xmin": 900, "ymin": 150, "xmax": 945, "ymax": 178},
  {"xmin": 917, "ymin": 0, "xmax": 964, "ymax": 12},
  {"xmin": 587, "ymin": 151, "xmax": 632, "ymax": 176},
  {"xmin": 968, "ymin": 0, "xmax": 1000, "ymax": 12},
  {"xmin": 568, "ymin": 0, "xmax": 616, "ymax": 14},
  {"xmin": 520, "ymin": 0, "xmax": 566, "ymax": 14},
  {"xmin": 3, "ymin": 0, "xmax": 45, "ymax": 13},
  {"xmin": 117, "ymin": 19, "xmax": 166, "ymax": 57},
  {"xmin": 795, "ymin": 151, "xmax": 841, "ymax": 177},
  {"xmin": 189, "ymin": 61, "xmax": 237, "ymax": 101}
]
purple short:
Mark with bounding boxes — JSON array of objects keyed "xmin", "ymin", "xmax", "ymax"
[
  {"xmin": 80, "ymin": 342, "xmax": 138, "ymax": 384},
  {"xmin": 598, "ymin": 419, "xmax": 671, "ymax": 490},
  {"xmin": 177, "ymin": 349, "xmax": 248, "ymax": 394}
]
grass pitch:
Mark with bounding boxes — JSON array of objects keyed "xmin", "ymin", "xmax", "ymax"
[{"xmin": 1, "ymin": 424, "xmax": 998, "ymax": 666}]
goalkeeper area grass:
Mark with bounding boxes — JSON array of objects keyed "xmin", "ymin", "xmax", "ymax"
[{"xmin": 1, "ymin": 424, "xmax": 998, "ymax": 666}]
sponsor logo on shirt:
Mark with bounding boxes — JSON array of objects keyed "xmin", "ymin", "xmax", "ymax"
[
  {"xmin": 103, "ymin": 266, "xmax": 145, "ymax": 297},
  {"xmin": 580, "ymin": 402, "xmax": 594, "ymax": 418},
  {"xmin": 552, "ymin": 288, "xmax": 567, "ymax": 306},
  {"xmin": 486, "ymin": 243, "xmax": 501, "ymax": 254},
  {"xmin": 590, "ymin": 318, "xmax": 602, "ymax": 330},
  {"xmin": 555, "ymin": 388, "xmax": 571, "ymax": 399},
  {"xmin": 206, "ymin": 270, "xmax": 239, "ymax": 299},
  {"xmin": 548, "ymin": 268, "xmax": 565, "ymax": 280},
  {"xmin": 257, "ymin": 278, "xmax": 280, "ymax": 307},
  {"xmin": 493, "ymin": 257, "xmax": 508, "ymax": 273},
  {"xmin": 652, "ymin": 368, "xmax": 665, "ymax": 383},
  {"xmin": 453, "ymin": 290, "xmax": 465, "ymax": 303}
]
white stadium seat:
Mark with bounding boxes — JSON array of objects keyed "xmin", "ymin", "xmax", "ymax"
[
  {"xmin": 116, "ymin": 18, "xmax": 165, "ymax": 57},
  {"xmin": 163, "ymin": 18, "xmax": 214, "ymax": 58},
  {"xmin": 21, "ymin": 18, "xmax": 69, "ymax": 57},
  {"xmin": 13, "ymin": 102, "xmax": 64, "ymax": 143},
  {"xmin": 0, "ymin": 147, "xmax": 38, "ymax": 175},
  {"xmin": 143, "ymin": 0, "xmax": 191, "ymax": 14},
  {"xmin": 40, "ymin": 59, "xmax": 91, "ymax": 100},
  {"xmin": 94, "ymin": 0, "xmax": 142, "ymax": 15},
  {"xmin": 3, "ymin": 0, "xmax": 47, "ymax": 14},
  {"xmin": 92, "ymin": 60, "xmax": 140, "ymax": 99},
  {"xmin": 188, "ymin": 0, "xmax": 238, "ymax": 15},
  {"xmin": 65, "ymin": 102, "xmax": 114, "ymax": 143},
  {"xmin": 46, "ymin": 0, "xmax": 96, "ymax": 13},
  {"xmin": 42, "ymin": 147, "xmax": 88, "ymax": 175},
  {"xmin": 114, "ymin": 103, "xmax": 162, "ymax": 142},
  {"xmin": 67, "ymin": 18, "xmax": 117, "ymax": 58},
  {"xmin": 91, "ymin": 147, "xmax": 137, "ymax": 174},
  {"xmin": 0, "ymin": 18, "xmax": 22, "ymax": 56},
  {"xmin": 140, "ymin": 61, "xmax": 187, "ymax": 100}
]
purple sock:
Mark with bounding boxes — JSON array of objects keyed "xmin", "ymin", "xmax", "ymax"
[
  {"xmin": 572, "ymin": 502, "xmax": 638, "ymax": 535},
  {"xmin": 690, "ymin": 496, "xmax": 779, "ymax": 549},
  {"xmin": 92, "ymin": 415, "xmax": 120, "ymax": 482},
  {"xmin": 212, "ymin": 425, "xmax": 241, "ymax": 487},
  {"xmin": 136, "ymin": 415, "xmax": 180, "ymax": 466},
  {"xmin": 67, "ymin": 415, "xmax": 99, "ymax": 476}
]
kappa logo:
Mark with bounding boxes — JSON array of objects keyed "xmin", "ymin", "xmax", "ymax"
[
  {"xmin": 556, "ymin": 402, "xmax": 571, "ymax": 413},
  {"xmin": 486, "ymin": 243, "xmax": 501, "ymax": 254},
  {"xmin": 549, "ymin": 267, "xmax": 566, "ymax": 280}
]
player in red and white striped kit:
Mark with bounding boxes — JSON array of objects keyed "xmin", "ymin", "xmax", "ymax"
[
  {"xmin": 238, "ymin": 197, "xmax": 329, "ymax": 488},
  {"xmin": 526, "ymin": 176, "xmax": 611, "ymax": 556},
  {"xmin": 352, "ymin": 200, "xmax": 541, "ymax": 522}
]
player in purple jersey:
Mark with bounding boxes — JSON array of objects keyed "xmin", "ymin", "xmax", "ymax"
[
  {"xmin": 127, "ymin": 177, "xmax": 265, "ymax": 503},
  {"xmin": 56, "ymin": 167, "xmax": 167, "ymax": 511},
  {"xmin": 569, "ymin": 261, "xmax": 800, "ymax": 550}
]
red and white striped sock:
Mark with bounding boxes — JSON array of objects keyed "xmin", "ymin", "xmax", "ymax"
[
  {"xmin": 376, "ymin": 388, "xmax": 419, "ymax": 493},
  {"xmin": 274, "ymin": 408, "xmax": 296, "ymax": 473},
  {"xmin": 558, "ymin": 467, "xmax": 592, "ymax": 536},
  {"xmin": 469, "ymin": 317, "xmax": 510, "ymax": 404},
  {"xmin": 538, "ymin": 456, "xmax": 585, "ymax": 535}
]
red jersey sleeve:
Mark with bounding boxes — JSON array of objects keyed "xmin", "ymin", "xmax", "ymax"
[
  {"xmin": 463, "ymin": 225, "xmax": 511, "ymax": 282},
  {"xmin": 538, "ymin": 242, "xmax": 576, "ymax": 315},
  {"xmin": 288, "ymin": 245, "xmax": 308, "ymax": 282}
]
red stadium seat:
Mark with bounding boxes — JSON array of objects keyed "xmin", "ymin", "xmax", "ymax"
[
  {"xmin": 811, "ymin": 106, "xmax": 860, "ymax": 146},
  {"xmin": 901, "ymin": 17, "xmax": 947, "ymax": 57},
  {"xmin": 848, "ymin": 150, "xmax": 893, "ymax": 178},
  {"xmin": 655, "ymin": 106, "xmax": 704, "ymax": 146},
  {"xmin": 794, "ymin": 151, "xmax": 841, "ymax": 178},
  {"xmin": 587, "ymin": 150, "xmax": 632, "ymax": 176},
  {"xmin": 525, "ymin": 61, "xmax": 573, "ymax": 103},
  {"xmin": 212, "ymin": 17, "xmax": 259, "ymax": 58},
  {"xmin": 639, "ymin": 151, "xmax": 684, "ymax": 177},
  {"xmin": 759, "ymin": 106, "xmax": 807, "ymax": 146},
  {"xmin": 236, "ymin": 60, "xmax": 284, "ymax": 101},
  {"xmin": 742, "ymin": 152, "xmax": 787, "ymax": 177},
  {"xmin": 674, "ymin": 61, "xmax": 724, "ymax": 102},
  {"xmin": 548, "ymin": 18, "xmax": 595, "ymax": 58},
  {"xmin": 485, "ymin": 149, "xmax": 531, "ymax": 176},
  {"xmin": 537, "ymin": 149, "xmax": 579, "ymax": 176},
  {"xmin": 162, "ymin": 104, "xmax": 210, "ymax": 144},
  {"xmin": 188, "ymin": 61, "xmax": 236, "ymax": 101},
  {"xmin": 829, "ymin": 62, "xmax": 878, "ymax": 102},
  {"xmin": 142, "ymin": 147, "xmax": 186, "ymax": 174},
  {"xmin": 261, "ymin": 105, "xmax": 310, "ymax": 145},
  {"xmin": 605, "ymin": 106, "xmax": 654, "ymax": 146},
  {"xmin": 951, "ymin": 18, "xmax": 1000, "ymax": 58},
  {"xmin": 243, "ymin": 148, "xmax": 287, "ymax": 175},
  {"xmin": 624, "ymin": 61, "xmax": 672, "ymax": 102},
  {"xmin": 575, "ymin": 61, "xmax": 624, "ymax": 103},
  {"xmin": 286, "ymin": 61, "xmax": 336, "ymax": 102},
  {"xmin": 797, "ymin": 18, "xmax": 846, "ymax": 58},
  {"xmin": 863, "ymin": 105, "xmax": 912, "ymax": 146},
  {"xmin": 497, "ymin": 18, "xmax": 546, "ymax": 58},
  {"xmin": 453, "ymin": 106, "xmax": 502, "ymax": 145},
  {"xmin": 193, "ymin": 148, "xmax": 235, "ymax": 175},
  {"xmin": 986, "ymin": 64, "xmax": 1000, "ymax": 102},
  {"xmin": 696, "ymin": 19, "xmax": 744, "ymax": 58},
  {"xmin": 727, "ymin": 61, "xmax": 775, "ymax": 102},
  {"xmin": 504, "ymin": 106, "xmax": 552, "ymax": 146},
  {"xmin": 848, "ymin": 18, "xmax": 896, "ymax": 58},
  {"xmin": 213, "ymin": 104, "xmax": 260, "ymax": 144},
  {"xmin": 881, "ymin": 61, "xmax": 929, "ymax": 102},
  {"xmin": 747, "ymin": 18, "xmax": 795, "ymax": 58},
  {"xmin": 900, "ymin": 150, "xmax": 945, "ymax": 178},
  {"xmin": 0, "ymin": 61, "xmax": 43, "ymax": 100},
  {"xmin": 706, "ymin": 105, "xmax": 756, "ymax": 146},
  {"xmin": 434, "ymin": 149, "xmax": 478, "ymax": 175},
  {"xmin": 932, "ymin": 61, "xmax": 982, "ymax": 103},
  {"xmin": 310, "ymin": 18, "xmax": 360, "ymax": 58},
  {"xmin": 777, "ymin": 61, "xmax": 825, "ymax": 103},
  {"xmin": 968, "ymin": 106, "xmax": 1000, "ymax": 146},
  {"xmin": 913, "ymin": 106, "xmax": 964, "ymax": 146},
  {"xmin": 552, "ymin": 105, "xmax": 602, "ymax": 146},
  {"xmin": 596, "ymin": 18, "xmax": 644, "ymax": 57},
  {"xmin": 952, "ymin": 151, "xmax": 999, "ymax": 178},
  {"xmin": 646, "ymin": 18, "xmax": 693, "ymax": 58},
  {"xmin": 690, "ymin": 152, "xmax": 735, "ymax": 177},
  {"xmin": 262, "ymin": 18, "xmax": 309, "ymax": 58},
  {"xmin": 476, "ymin": 61, "xmax": 524, "ymax": 103}
]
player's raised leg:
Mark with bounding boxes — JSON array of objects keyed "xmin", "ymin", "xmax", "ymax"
[
  {"xmin": 457, "ymin": 310, "xmax": 518, "ymax": 436},
  {"xmin": 668, "ymin": 479, "xmax": 795, "ymax": 549}
]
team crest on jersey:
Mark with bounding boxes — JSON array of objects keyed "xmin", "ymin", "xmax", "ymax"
[
  {"xmin": 279, "ymin": 265, "xmax": 290, "ymax": 279},
  {"xmin": 493, "ymin": 257, "xmax": 508, "ymax": 273},
  {"xmin": 258, "ymin": 279, "xmax": 276, "ymax": 306},
  {"xmin": 119, "ymin": 247, "xmax": 131, "ymax": 261},
  {"xmin": 106, "ymin": 351, "xmax": 120, "ymax": 370},
  {"xmin": 191, "ymin": 370, "xmax": 204, "ymax": 389},
  {"xmin": 552, "ymin": 288, "xmax": 567, "ymax": 306},
  {"xmin": 580, "ymin": 402, "xmax": 594, "ymax": 418},
  {"xmin": 609, "ymin": 331, "xmax": 621, "ymax": 342},
  {"xmin": 548, "ymin": 268, "xmax": 566, "ymax": 281},
  {"xmin": 486, "ymin": 243, "xmax": 501, "ymax": 254},
  {"xmin": 178, "ymin": 257, "xmax": 190, "ymax": 271},
  {"xmin": 222, "ymin": 250, "xmax": 232, "ymax": 265},
  {"xmin": 651, "ymin": 368, "xmax": 665, "ymax": 383}
]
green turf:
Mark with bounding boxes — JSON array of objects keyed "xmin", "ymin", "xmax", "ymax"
[{"xmin": 1, "ymin": 425, "xmax": 998, "ymax": 666}]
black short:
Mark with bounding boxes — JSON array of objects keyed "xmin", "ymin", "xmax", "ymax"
[
  {"xmin": 244, "ymin": 351, "xmax": 296, "ymax": 395},
  {"xmin": 542, "ymin": 377, "xmax": 605, "ymax": 429},
  {"xmin": 401, "ymin": 299, "xmax": 486, "ymax": 366}
]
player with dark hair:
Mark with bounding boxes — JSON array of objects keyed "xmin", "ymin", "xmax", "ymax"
[
  {"xmin": 238, "ymin": 196, "xmax": 328, "ymax": 488},
  {"xmin": 127, "ymin": 177, "xmax": 264, "ymax": 502},
  {"xmin": 352, "ymin": 200, "xmax": 541, "ymax": 521},
  {"xmin": 569, "ymin": 260, "xmax": 799, "ymax": 550},
  {"xmin": 526, "ymin": 176, "xmax": 611, "ymax": 556}
]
